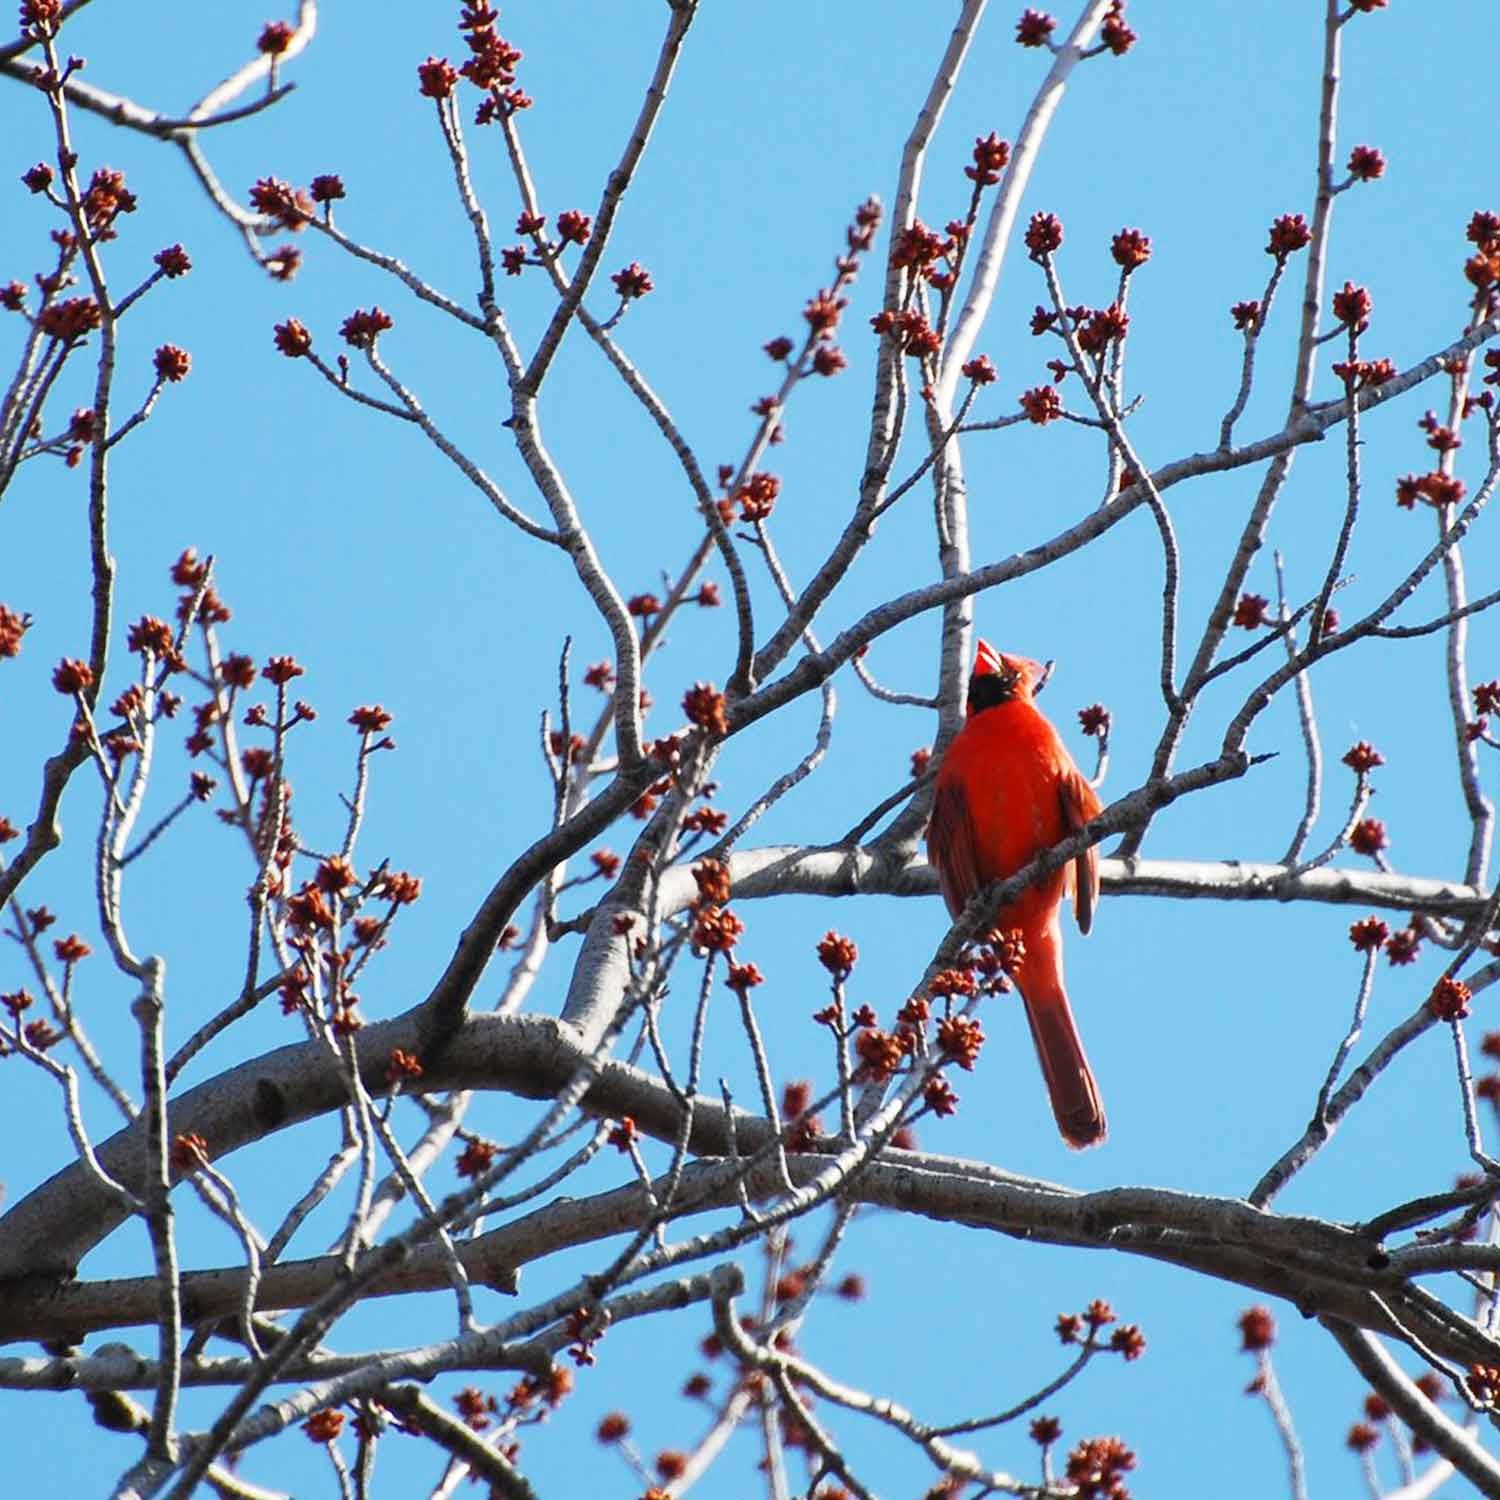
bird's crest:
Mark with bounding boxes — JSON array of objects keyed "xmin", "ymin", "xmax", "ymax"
[{"xmin": 969, "ymin": 639, "xmax": 1045, "ymax": 708}]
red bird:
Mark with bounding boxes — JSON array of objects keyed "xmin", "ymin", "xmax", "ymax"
[{"xmin": 926, "ymin": 640, "xmax": 1106, "ymax": 1148}]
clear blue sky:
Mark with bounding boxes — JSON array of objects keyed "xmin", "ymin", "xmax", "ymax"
[{"xmin": 2, "ymin": 2, "xmax": 1496, "ymax": 1494}]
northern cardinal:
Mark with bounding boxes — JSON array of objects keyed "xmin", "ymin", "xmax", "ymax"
[{"xmin": 926, "ymin": 640, "xmax": 1106, "ymax": 1148}]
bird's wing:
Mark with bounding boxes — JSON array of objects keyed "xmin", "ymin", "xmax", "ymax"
[
  {"xmin": 928, "ymin": 777, "xmax": 981, "ymax": 921},
  {"xmin": 1059, "ymin": 766, "xmax": 1103, "ymax": 935}
]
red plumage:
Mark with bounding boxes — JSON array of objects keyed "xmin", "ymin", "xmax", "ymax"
[{"xmin": 926, "ymin": 640, "xmax": 1106, "ymax": 1148}]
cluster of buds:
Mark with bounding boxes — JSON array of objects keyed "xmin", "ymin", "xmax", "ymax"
[
  {"xmin": 0, "ymin": 603, "xmax": 32, "ymax": 659},
  {"xmin": 456, "ymin": 1134, "xmax": 510, "ymax": 1182},
  {"xmin": 967, "ymin": 130, "xmax": 1011, "ymax": 188},
  {"xmin": 1078, "ymin": 703, "xmax": 1110, "ymax": 738},
  {"xmin": 610, "ymin": 261, "xmax": 653, "ymax": 301},
  {"xmin": 464, "ymin": 4, "xmax": 532, "ymax": 121},
  {"xmin": 1019, "ymin": 384, "xmax": 1062, "ymax": 424},
  {"xmin": 153, "ymin": 344, "xmax": 191, "ymax": 383},
  {"xmin": 852, "ymin": 1020, "xmax": 908, "ymax": 1082},
  {"xmin": 689, "ymin": 859, "xmax": 744, "ymax": 956},
  {"xmin": 1418, "ymin": 408, "xmax": 1462, "ymax": 454},
  {"xmin": 1030, "ymin": 1415, "xmax": 1062, "ymax": 1448},
  {"xmin": 959, "ymin": 353, "xmax": 997, "ymax": 387},
  {"xmin": 1466, "ymin": 211, "xmax": 1500, "ymax": 311},
  {"xmin": 1075, "ymin": 302, "xmax": 1130, "ymax": 357},
  {"xmin": 802, "ymin": 286, "xmax": 846, "ymax": 340},
  {"xmin": 845, "ymin": 194, "xmax": 882, "ymax": 260},
  {"xmin": 1016, "ymin": 8, "xmax": 1056, "ymax": 46},
  {"xmin": 970, "ymin": 925, "xmax": 1026, "ymax": 995},
  {"xmin": 1111, "ymin": 227, "xmax": 1151, "ymax": 271},
  {"xmin": 249, "ymin": 176, "xmax": 313, "ymax": 231},
  {"xmin": 596, "ymin": 1411, "xmax": 630, "ymax": 1444},
  {"xmin": 1025, "ymin": 211, "xmax": 1064, "ymax": 261},
  {"xmin": 936, "ymin": 1012, "xmax": 985, "ymax": 1069},
  {"xmin": 1396, "ymin": 470, "xmax": 1466, "ymax": 511},
  {"xmin": 922, "ymin": 1073, "xmax": 959, "ymax": 1116},
  {"xmin": 54, "ymin": 933, "xmax": 91, "ymax": 963},
  {"xmin": 80, "ymin": 166, "xmax": 137, "ymax": 239},
  {"xmin": 1348, "ymin": 818, "xmax": 1387, "ymax": 858},
  {"xmin": 1331, "ymin": 280, "xmax": 1372, "ymax": 332},
  {"xmin": 1065, "ymin": 1435, "xmax": 1137, "ymax": 1500},
  {"xmin": 505, "ymin": 1362, "xmax": 574, "ymax": 1422},
  {"xmin": 308, "ymin": 174, "xmax": 345, "ymax": 216},
  {"xmin": 453, "ymin": 1386, "xmax": 500, "ymax": 1432},
  {"xmin": 719, "ymin": 470, "xmax": 781, "ymax": 523},
  {"xmin": 340, "ymin": 306, "xmax": 393, "ymax": 349},
  {"xmin": 1232, "ymin": 593, "xmax": 1268, "ymax": 630},
  {"xmin": 1471, "ymin": 680, "xmax": 1500, "ymax": 750},
  {"xmin": 891, "ymin": 218, "xmax": 959, "ymax": 284},
  {"xmin": 1098, "ymin": 0, "xmax": 1136, "ymax": 55},
  {"xmin": 455, "ymin": 1135, "xmax": 497, "ymax": 1178},
  {"xmin": 682, "ymin": 681, "xmax": 728, "ymax": 738},
  {"xmin": 691, "ymin": 857, "xmax": 731, "ymax": 907},
  {"xmin": 274, "ymin": 317, "xmax": 313, "ymax": 358},
  {"xmin": 257, "ymin": 19, "xmax": 295, "ymax": 56},
  {"xmin": 1374, "ymin": 918, "xmax": 1421, "ymax": 966},
  {"xmin": 385, "ymin": 1047, "xmax": 423, "ymax": 1087},
  {"xmin": 1266, "ymin": 212, "xmax": 1312, "ymax": 260},
  {"xmin": 301, "ymin": 1408, "xmax": 345, "ymax": 1444},
  {"xmin": 928, "ymin": 967, "xmax": 977, "ymax": 1006},
  {"xmin": 682, "ymin": 801, "xmax": 728, "ymax": 836},
  {"xmin": 563, "ymin": 1305, "xmax": 607, "ymax": 1367},
  {"xmin": 37, "ymin": 296, "xmax": 101, "ymax": 342},
  {"xmin": 18, "ymin": 0, "xmax": 64, "ymax": 36},
  {"xmin": 1237, "ymin": 1304, "xmax": 1275, "ymax": 1352},
  {"xmin": 1428, "ymin": 974, "xmax": 1472, "ymax": 1022},
  {"xmin": 350, "ymin": 702, "xmax": 395, "ymax": 742},
  {"xmin": 870, "ymin": 306, "xmax": 941, "ymax": 363},
  {"xmin": 1056, "ymin": 1299, "xmax": 1148, "ymax": 1362},
  {"xmin": 263, "ymin": 244, "xmax": 300, "ymax": 281},
  {"xmin": 51, "ymin": 656, "xmax": 94, "ymax": 695},
  {"xmin": 816, "ymin": 929, "xmax": 858, "ymax": 982},
  {"xmin": 1346, "ymin": 144, "xmax": 1386, "ymax": 183},
  {"xmin": 1330, "ymin": 355, "xmax": 1395, "ymax": 391},
  {"xmin": 1230, "ymin": 300, "xmax": 1261, "ymax": 332}
]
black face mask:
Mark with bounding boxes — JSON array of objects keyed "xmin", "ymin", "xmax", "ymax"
[{"xmin": 967, "ymin": 667, "xmax": 1021, "ymax": 715}]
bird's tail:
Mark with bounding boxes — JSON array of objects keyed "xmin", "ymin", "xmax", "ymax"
[{"xmin": 1020, "ymin": 976, "xmax": 1107, "ymax": 1150}]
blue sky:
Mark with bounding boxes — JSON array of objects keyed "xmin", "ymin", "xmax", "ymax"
[{"xmin": 2, "ymin": 2, "xmax": 1498, "ymax": 1495}]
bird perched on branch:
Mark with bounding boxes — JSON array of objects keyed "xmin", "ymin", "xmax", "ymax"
[{"xmin": 926, "ymin": 639, "xmax": 1106, "ymax": 1148}]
